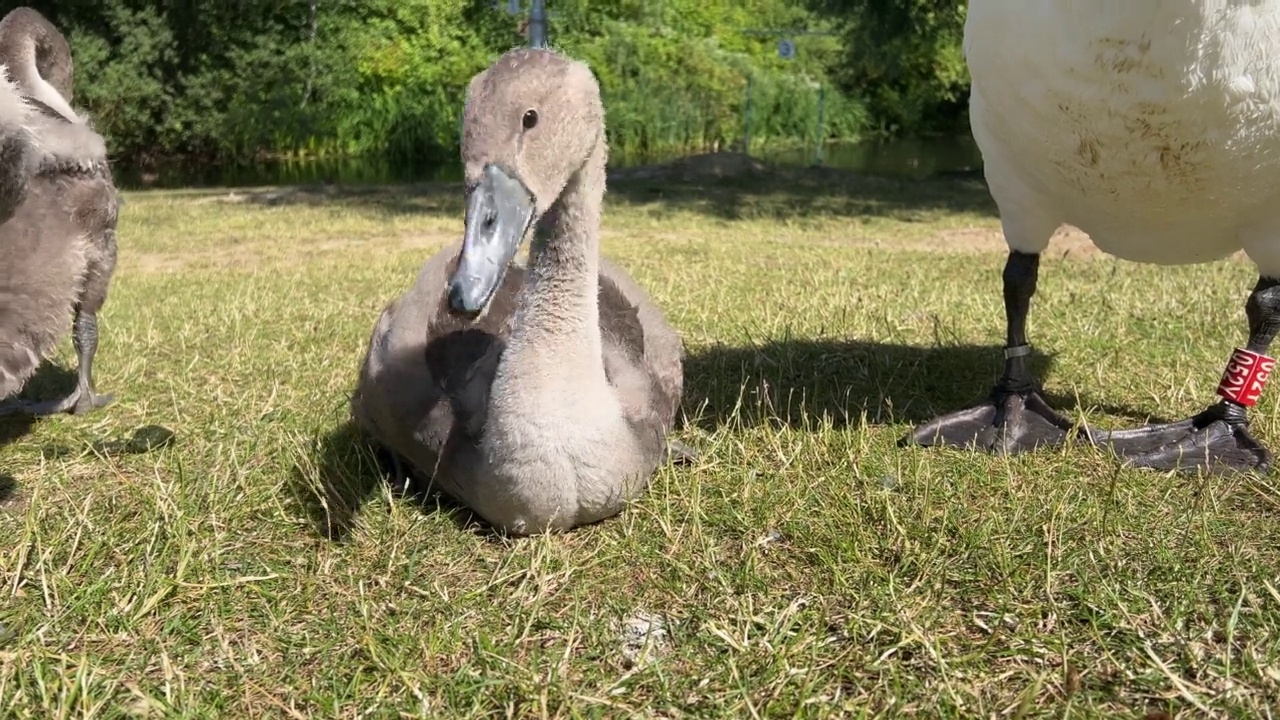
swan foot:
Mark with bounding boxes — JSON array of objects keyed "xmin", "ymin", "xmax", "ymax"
[
  {"xmin": 373, "ymin": 446, "xmax": 416, "ymax": 494},
  {"xmin": 906, "ymin": 387, "xmax": 1080, "ymax": 454},
  {"xmin": 908, "ymin": 253, "xmax": 1078, "ymax": 455},
  {"xmin": 1096, "ymin": 402, "xmax": 1271, "ymax": 475},
  {"xmin": 663, "ymin": 438, "xmax": 699, "ymax": 465},
  {"xmin": 0, "ymin": 307, "xmax": 114, "ymax": 417},
  {"xmin": 30, "ymin": 387, "xmax": 113, "ymax": 416},
  {"xmin": 0, "ymin": 386, "xmax": 113, "ymax": 417}
]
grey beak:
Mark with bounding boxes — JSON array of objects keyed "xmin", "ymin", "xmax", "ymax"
[{"xmin": 448, "ymin": 164, "xmax": 535, "ymax": 315}]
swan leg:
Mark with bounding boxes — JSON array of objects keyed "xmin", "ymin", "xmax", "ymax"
[
  {"xmin": 907, "ymin": 251, "xmax": 1084, "ymax": 454},
  {"xmin": 663, "ymin": 438, "xmax": 698, "ymax": 465},
  {"xmin": 16, "ymin": 307, "xmax": 114, "ymax": 416},
  {"xmin": 1095, "ymin": 277, "xmax": 1279, "ymax": 474},
  {"xmin": 68, "ymin": 307, "xmax": 113, "ymax": 414},
  {"xmin": 25, "ymin": 228, "xmax": 119, "ymax": 416},
  {"xmin": 386, "ymin": 450, "xmax": 413, "ymax": 493},
  {"xmin": 371, "ymin": 443, "xmax": 419, "ymax": 495}
]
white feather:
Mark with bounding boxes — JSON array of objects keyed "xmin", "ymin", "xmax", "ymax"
[{"xmin": 0, "ymin": 63, "xmax": 34, "ymax": 138}]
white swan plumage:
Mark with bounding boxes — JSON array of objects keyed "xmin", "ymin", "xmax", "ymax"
[
  {"xmin": 967, "ymin": 0, "xmax": 1280, "ymax": 269},
  {"xmin": 910, "ymin": 0, "xmax": 1280, "ymax": 473}
]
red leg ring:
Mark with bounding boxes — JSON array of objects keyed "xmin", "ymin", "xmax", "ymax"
[{"xmin": 1216, "ymin": 347, "xmax": 1277, "ymax": 407}]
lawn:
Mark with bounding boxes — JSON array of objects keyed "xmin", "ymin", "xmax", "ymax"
[{"xmin": 1, "ymin": 157, "xmax": 1278, "ymax": 718}]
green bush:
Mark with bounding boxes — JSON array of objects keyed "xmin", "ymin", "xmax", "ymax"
[{"xmin": 27, "ymin": 0, "xmax": 903, "ymax": 165}]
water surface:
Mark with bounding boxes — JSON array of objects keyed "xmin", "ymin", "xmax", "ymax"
[{"xmin": 112, "ymin": 134, "xmax": 985, "ymax": 191}]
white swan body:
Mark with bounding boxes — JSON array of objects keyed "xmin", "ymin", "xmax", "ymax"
[
  {"xmin": 908, "ymin": 1, "xmax": 1280, "ymax": 472},
  {"xmin": 966, "ymin": 0, "xmax": 1280, "ymax": 273}
]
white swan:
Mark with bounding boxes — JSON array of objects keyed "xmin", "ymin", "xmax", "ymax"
[{"xmin": 910, "ymin": 1, "xmax": 1280, "ymax": 473}]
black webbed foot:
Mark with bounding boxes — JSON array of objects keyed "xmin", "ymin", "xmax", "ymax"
[
  {"xmin": 71, "ymin": 388, "xmax": 114, "ymax": 416},
  {"xmin": 1096, "ymin": 402, "xmax": 1271, "ymax": 475},
  {"xmin": 906, "ymin": 385, "xmax": 1081, "ymax": 454}
]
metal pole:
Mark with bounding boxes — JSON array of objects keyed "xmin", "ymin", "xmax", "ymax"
[
  {"xmin": 529, "ymin": 0, "xmax": 547, "ymax": 48},
  {"xmin": 742, "ymin": 74, "xmax": 753, "ymax": 156},
  {"xmin": 813, "ymin": 84, "xmax": 826, "ymax": 166}
]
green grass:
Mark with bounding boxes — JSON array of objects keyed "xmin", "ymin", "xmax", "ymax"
[{"xmin": 2, "ymin": 163, "xmax": 1278, "ymax": 718}]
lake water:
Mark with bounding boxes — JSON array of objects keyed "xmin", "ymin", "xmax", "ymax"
[
  {"xmin": 761, "ymin": 134, "xmax": 984, "ymax": 181},
  {"xmin": 111, "ymin": 134, "xmax": 985, "ymax": 191}
]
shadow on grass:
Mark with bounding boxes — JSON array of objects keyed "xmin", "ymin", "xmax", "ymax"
[
  {"xmin": 3, "ymin": 362, "xmax": 176, "ymax": 458},
  {"xmin": 34, "ymin": 425, "xmax": 177, "ymax": 460},
  {"xmin": 605, "ymin": 156, "xmax": 998, "ymax": 223},
  {"xmin": 0, "ymin": 415, "xmax": 35, "ymax": 449},
  {"xmin": 290, "ymin": 419, "xmax": 485, "ymax": 542},
  {"xmin": 1, "ymin": 363, "xmax": 76, "ymax": 448},
  {"xmin": 289, "ymin": 420, "xmax": 382, "ymax": 542},
  {"xmin": 291, "ymin": 340, "xmax": 1171, "ymax": 541},
  {"xmin": 226, "ymin": 155, "xmax": 998, "ymax": 224},
  {"xmin": 0, "ymin": 474, "xmax": 14, "ymax": 505},
  {"xmin": 681, "ymin": 339, "xmax": 1169, "ymax": 431},
  {"xmin": 242, "ymin": 182, "xmax": 465, "ymax": 219}
]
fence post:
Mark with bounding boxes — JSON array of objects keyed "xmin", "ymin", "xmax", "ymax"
[
  {"xmin": 741, "ymin": 74, "xmax": 753, "ymax": 156},
  {"xmin": 812, "ymin": 83, "xmax": 826, "ymax": 166},
  {"xmin": 529, "ymin": 0, "xmax": 548, "ymax": 48}
]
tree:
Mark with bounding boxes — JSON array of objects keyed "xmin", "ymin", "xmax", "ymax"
[
  {"xmin": 14, "ymin": 0, "xmax": 872, "ymax": 164},
  {"xmin": 809, "ymin": 0, "xmax": 969, "ymax": 136}
]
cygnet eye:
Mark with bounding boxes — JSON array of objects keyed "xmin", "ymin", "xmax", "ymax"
[{"xmin": 522, "ymin": 109, "xmax": 539, "ymax": 130}]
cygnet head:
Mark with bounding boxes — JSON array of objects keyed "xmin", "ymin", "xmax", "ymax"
[
  {"xmin": 447, "ymin": 48, "xmax": 605, "ymax": 317},
  {"xmin": 0, "ymin": 8, "xmax": 75, "ymax": 102}
]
